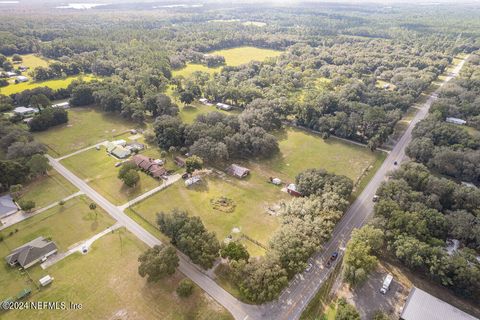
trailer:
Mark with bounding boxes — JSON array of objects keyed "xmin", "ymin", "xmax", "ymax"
[{"xmin": 380, "ymin": 274, "xmax": 393, "ymax": 294}]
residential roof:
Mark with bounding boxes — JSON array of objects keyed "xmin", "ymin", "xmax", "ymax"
[
  {"xmin": 16, "ymin": 75, "xmax": 28, "ymax": 82},
  {"xmin": 400, "ymin": 287, "xmax": 478, "ymax": 320},
  {"xmin": 51, "ymin": 102, "xmax": 70, "ymax": 108},
  {"xmin": 174, "ymin": 156, "xmax": 186, "ymax": 166},
  {"xmin": 185, "ymin": 176, "xmax": 201, "ymax": 186},
  {"xmin": 0, "ymin": 194, "xmax": 18, "ymax": 218},
  {"xmin": 446, "ymin": 117, "xmax": 467, "ymax": 125},
  {"xmin": 132, "ymin": 155, "xmax": 166, "ymax": 178},
  {"xmin": 5, "ymin": 237, "xmax": 58, "ymax": 268},
  {"xmin": 227, "ymin": 164, "xmax": 250, "ymax": 178},
  {"xmin": 13, "ymin": 106, "xmax": 37, "ymax": 114}
]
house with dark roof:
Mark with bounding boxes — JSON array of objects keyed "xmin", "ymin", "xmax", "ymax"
[
  {"xmin": 0, "ymin": 194, "xmax": 18, "ymax": 219},
  {"xmin": 132, "ymin": 155, "xmax": 167, "ymax": 179},
  {"xmin": 5, "ymin": 237, "xmax": 58, "ymax": 269},
  {"xmin": 227, "ymin": 164, "xmax": 250, "ymax": 178},
  {"xmin": 400, "ymin": 287, "xmax": 478, "ymax": 320}
]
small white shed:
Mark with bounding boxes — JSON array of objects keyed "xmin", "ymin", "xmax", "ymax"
[{"xmin": 39, "ymin": 275, "xmax": 54, "ymax": 286}]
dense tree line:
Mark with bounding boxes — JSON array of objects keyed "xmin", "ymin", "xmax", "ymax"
[
  {"xmin": 28, "ymin": 107, "xmax": 68, "ymax": 132},
  {"xmin": 430, "ymin": 54, "xmax": 480, "ymax": 129},
  {"xmin": 373, "ymin": 162, "xmax": 480, "ymax": 298},
  {"xmin": 157, "ymin": 209, "xmax": 220, "ymax": 269},
  {"xmin": 154, "ymin": 111, "xmax": 279, "ymax": 163},
  {"xmin": 0, "ymin": 114, "xmax": 49, "ymax": 192},
  {"xmin": 406, "ymin": 116, "xmax": 480, "ymax": 183},
  {"xmin": 221, "ymin": 169, "xmax": 352, "ymax": 302}
]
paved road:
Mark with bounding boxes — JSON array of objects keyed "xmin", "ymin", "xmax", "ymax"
[
  {"xmin": 46, "ymin": 155, "xmax": 261, "ymax": 320},
  {"xmin": 260, "ymin": 56, "xmax": 469, "ymax": 320},
  {"xmin": 45, "ymin": 56, "xmax": 467, "ymax": 320}
]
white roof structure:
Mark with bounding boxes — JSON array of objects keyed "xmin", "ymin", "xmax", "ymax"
[
  {"xmin": 6, "ymin": 71, "xmax": 17, "ymax": 77},
  {"xmin": 13, "ymin": 106, "xmax": 38, "ymax": 115},
  {"xmin": 400, "ymin": 287, "xmax": 478, "ymax": 320},
  {"xmin": 16, "ymin": 75, "xmax": 29, "ymax": 82},
  {"xmin": 446, "ymin": 117, "xmax": 467, "ymax": 125},
  {"xmin": 111, "ymin": 139, "xmax": 127, "ymax": 146},
  {"xmin": 39, "ymin": 275, "xmax": 54, "ymax": 286},
  {"xmin": 272, "ymin": 178, "xmax": 282, "ymax": 185},
  {"xmin": 185, "ymin": 176, "xmax": 201, "ymax": 187},
  {"xmin": 216, "ymin": 102, "xmax": 233, "ymax": 110},
  {"xmin": 51, "ymin": 102, "xmax": 70, "ymax": 109}
]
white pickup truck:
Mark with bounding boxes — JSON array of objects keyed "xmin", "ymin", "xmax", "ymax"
[{"xmin": 380, "ymin": 274, "xmax": 393, "ymax": 294}]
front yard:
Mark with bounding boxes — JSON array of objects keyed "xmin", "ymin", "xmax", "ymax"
[{"xmin": 61, "ymin": 147, "xmax": 162, "ymax": 206}]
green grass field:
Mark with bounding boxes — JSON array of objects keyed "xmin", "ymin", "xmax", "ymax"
[
  {"xmin": 34, "ymin": 107, "xmax": 136, "ymax": 157},
  {"xmin": 0, "ymin": 75, "xmax": 96, "ymax": 96},
  {"xmin": 179, "ymin": 102, "xmax": 241, "ymax": 124},
  {"xmin": 130, "ymin": 127, "xmax": 384, "ymax": 256},
  {"xmin": 1, "ymin": 227, "xmax": 232, "ymax": 320},
  {"xmin": 61, "ymin": 147, "xmax": 162, "ymax": 206},
  {"xmin": 0, "ymin": 195, "xmax": 115, "ymax": 299},
  {"xmin": 18, "ymin": 169, "xmax": 78, "ymax": 208},
  {"xmin": 9, "ymin": 54, "xmax": 50, "ymax": 69},
  {"xmin": 257, "ymin": 127, "xmax": 384, "ymax": 185},
  {"xmin": 130, "ymin": 173, "xmax": 285, "ymax": 257},
  {"xmin": 173, "ymin": 46, "xmax": 282, "ymax": 78}
]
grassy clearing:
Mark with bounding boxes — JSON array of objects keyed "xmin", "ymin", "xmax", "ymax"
[
  {"xmin": 464, "ymin": 126, "xmax": 480, "ymax": 139},
  {"xmin": 179, "ymin": 101, "xmax": 241, "ymax": 124},
  {"xmin": 0, "ymin": 75, "xmax": 95, "ymax": 96},
  {"xmin": 131, "ymin": 173, "xmax": 286, "ymax": 257},
  {"xmin": 256, "ymin": 127, "xmax": 384, "ymax": 185},
  {"xmin": 130, "ymin": 127, "xmax": 383, "ymax": 256},
  {"xmin": 34, "ymin": 107, "xmax": 136, "ymax": 157},
  {"xmin": 61, "ymin": 147, "xmax": 162, "ymax": 206},
  {"xmin": 242, "ymin": 21, "xmax": 267, "ymax": 27},
  {"xmin": 8, "ymin": 54, "xmax": 50, "ymax": 69},
  {"xmin": 1, "ymin": 228, "xmax": 233, "ymax": 320},
  {"xmin": 0, "ymin": 195, "xmax": 115, "ymax": 298},
  {"xmin": 18, "ymin": 169, "xmax": 78, "ymax": 208},
  {"xmin": 173, "ymin": 46, "xmax": 282, "ymax": 78}
]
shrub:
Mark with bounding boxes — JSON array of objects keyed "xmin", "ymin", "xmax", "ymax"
[{"xmin": 176, "ymin": 279, "xmax": 194, "ymax": 297}]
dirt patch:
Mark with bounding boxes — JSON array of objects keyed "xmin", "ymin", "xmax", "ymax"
[{"xmin": 210, "ymin": 196, "xmax": 236, "ymax": 213}]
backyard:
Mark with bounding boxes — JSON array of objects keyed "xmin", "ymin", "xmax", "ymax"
[
  {"xmin": 61, "ymin": 147, "xmax": 162, "ymax": 205},
  {"xmin": 34, "ymin": 107, "xmax": 137, "ymax": 157}
]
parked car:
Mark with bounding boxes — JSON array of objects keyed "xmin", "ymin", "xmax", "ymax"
[
  {"xmin": 372, "ymin": 195, "xmax": 379, "ymax": 202},
  {"xmin": 305, "ymin": 262, "xmax": 313, "ymax": 272}
]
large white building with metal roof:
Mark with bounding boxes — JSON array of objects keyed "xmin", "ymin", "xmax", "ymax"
[{"xmin": 400, "ymin": 287, "xmax": 478, "ymax": 320}]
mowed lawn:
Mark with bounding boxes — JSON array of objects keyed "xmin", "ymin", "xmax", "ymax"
[
  {"xmin": 173, "ymin": 46, "xmax": 282, "ymax": 78},
  {"xmin": 130, "ymin": 172, "xmax": 287, "ymax": 257},
  {"xmin": 1, "ymin": 228, "xmax": 232, "ymax": 319},
  {"xmin": 0, "ymin": 195, "xmax": 115, "ymax": 298},
  {"xmin": 179, "ymin": 102, "xmax": 241, "ymax": 124},
  {"xmin": 130, "ymin": 127, "xmax": 384, "ymax": 256},
  {"xmin": 17, "ymin": 169, "xmax": 78, "ymax": 208},
  {"xmin": 61, "ymin": 147, "xmax": 162, "ymax": 205},
  {"xmin": 254, "ymin": 127, "xmax": 385, "ymax": 186},
  {"xmin": 34, "ymin": 107, "xmax": 136, "ymax": 157}
]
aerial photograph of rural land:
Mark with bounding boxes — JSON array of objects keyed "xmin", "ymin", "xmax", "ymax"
[{"xmin": 0, "ymin": 0, "xmax": 479, "ymax": 319}]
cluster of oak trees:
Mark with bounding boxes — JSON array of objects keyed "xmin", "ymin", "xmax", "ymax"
[{"xmin": 154, "ymin": 111, "xmax": 279, "ymax": 163}]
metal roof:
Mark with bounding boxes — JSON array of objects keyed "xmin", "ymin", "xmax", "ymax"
[
  {"xmin": 401, "ymin": 287, "xmax": 478, "ymax": 320},
  {"xmin": 0, "ymin": 194, "xmax": 18, "ymax": 218}
]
